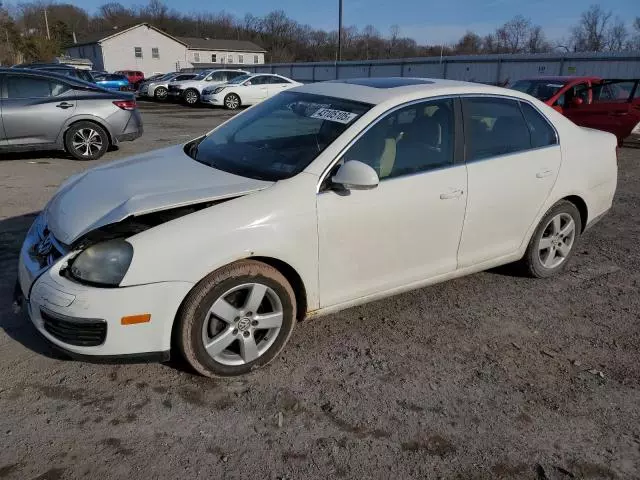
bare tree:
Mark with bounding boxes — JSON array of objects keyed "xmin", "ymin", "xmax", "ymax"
[
  {"xmin": 527, "ymin": 25, "xmax": 551, "ymax": 53},
  {"xmin": 571, "ymin": 4, "xmax": 612, "ymax": 52},
  {"xmin": 496, "ymin": 15, "xmax": 532, "ymax": 53},
  {"xmin": 605, "ymin": 17, "xmax": 628, "ymax": 51}
]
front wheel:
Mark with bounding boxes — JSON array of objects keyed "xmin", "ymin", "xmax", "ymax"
[
  {"xmin": 224, "ymin": 93, "xmax": 241, "ymax": 110},
  {"xmin": 154, "ymin": 86, "xmax": 168, "ymax": 100},
  {"xmin": 183, "ymin": 89, "xmax": 200, "ymax": 106},
  {"xmin": 64, "ymin": 121, "xmax": 109, "ymax": 160},
  {"xmin": 521, "ymin": 200, "xmax": 582, "ymax": 278},
  {"xmin": 177, "ymin": 260, "xmax": 297, "ymax": 377}
]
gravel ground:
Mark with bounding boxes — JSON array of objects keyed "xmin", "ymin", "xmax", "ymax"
[{"xmin": 1, "ymin": 101, "xmax": 639, "ymax": 480}]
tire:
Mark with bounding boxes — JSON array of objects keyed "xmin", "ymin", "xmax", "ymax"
[
  {"xmin": 64, "ymin": 121, "xmax": 110, "ymax": 161},
  {"xmin": 521, "ymin": 200, "xmax": 582, "ymax": 278},
  {"xmin": 177, "ymin": 260, "xmax": 297, "ymax": 378},
  {"xmin": 224, "ymin": 93, "xmax": 241, "ymax": 110},
  {"xmin": 183, "ymin": 89, "xmax": 200, "ymax": 106},
  {"xmin": 154, "ymin": 86, "xmax": 168, "ymax": 100}
]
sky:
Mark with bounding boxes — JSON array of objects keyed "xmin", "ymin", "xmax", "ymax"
[{"xmin": 77, "ymin": 0, "xmax": 636, "ymax": 45}]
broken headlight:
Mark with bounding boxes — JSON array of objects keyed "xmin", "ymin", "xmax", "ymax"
[{"xmin": 70, "ymin": 239, "xmax": 133, "ymax": 286}]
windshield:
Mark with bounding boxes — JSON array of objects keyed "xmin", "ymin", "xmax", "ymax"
[
  {"xmin": 228, "ymin": 74, "xmax": 252, "ymax": 85},
  {"xmin": 511, "ymin": 80, "xmax": 568, "ymax": 101},
  {"xmin": 187, "ymin": 91, "xmax": 373, "ymax": 181},
  {"xmin": 192, "ymin": 71, "xmax": 210, "ymax": 80}
]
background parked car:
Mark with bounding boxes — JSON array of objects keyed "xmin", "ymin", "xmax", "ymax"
[
  {"xmin": 512, "ymin": 76, "xmax": 640, "ymax": 145},
  {"xmin": 138, "ymin": 72, "xmax": 199, "ymax": 100},
  {"xmin": 93, "ymin": 73, "xmax": 131, "ymax": 91},
  {"xmin": 15, "ymin": 63, "xmax": 95, "ymax": 83},
  {"xmin": 115, "ymin": 70, "xmax": 145, "ymax": 87},
  {"xmin": 201, "ymin": 73, "xmax": 302, "ymax": 109},
  {"xmin": 0, "ymin": 68, "xmax": 143, "ymax": 160},
  {"xmin": 167, "ymin": 69, "xmax": 248, "ymax": 105}
]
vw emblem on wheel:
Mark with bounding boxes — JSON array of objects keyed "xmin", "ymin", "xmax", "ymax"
[{"xmin": 36, "ymin": 235, "xmax": 54, "ymax": 257}]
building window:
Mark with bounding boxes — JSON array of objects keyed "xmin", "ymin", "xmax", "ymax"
[
  {"xmin": 238, "ymin": 54, "xmax": 244, "ymax": 64},
  {"xmin": 152, "ymin": 47, "xmax": 159, "ymax": 59},
  {"xmin": 227, "ymin": 55, "xmax": 233, "ymax": 64},
  {"xmin": 134, "ymin": 47, "xmax": 142, "ymax": 58},
  {"xmin": 211, "ymin": 54, "xmax": 217, "ymax": 62},
  {"xmin": 254, "ymin": 55, "xmax": 259, "ymax": 64},
  {"xmin": 194, "ymin": 52, "xmax": 200, "ymax": 62}
]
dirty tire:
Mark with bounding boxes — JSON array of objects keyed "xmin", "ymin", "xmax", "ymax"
[
  {"xmin": 64, "ymin": 121, "xmax": 109, "ymax": 161},
  {"xmin": 177, "ymin": 260, "xmax": 297, "ymax": 378},
  {"xmin": 224, "ymin": 93, "xmax": 241, "ymax": 110},
  {"xmin": 521, "ymin": 200, "xmax": 582, "ymax": 278}
]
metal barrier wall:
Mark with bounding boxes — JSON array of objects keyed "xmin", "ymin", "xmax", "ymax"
[{"xmin": 231, "ymin": 52, "xmax": 640, "ymax": 84}]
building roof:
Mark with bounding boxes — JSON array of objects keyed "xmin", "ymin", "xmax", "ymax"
[
  {"xmin": 176, "ymin": 37, "xmax": 266, "ymax": 53},
  {"xmin": 67, "ymin": 24, "xmax": 266, "ymax": 53}
]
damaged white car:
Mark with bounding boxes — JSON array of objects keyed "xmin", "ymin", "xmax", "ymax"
[{"xmin": 16, "ymin": 78, "xmax": 617, "ymax": 377}]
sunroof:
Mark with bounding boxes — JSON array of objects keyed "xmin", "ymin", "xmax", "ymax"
[{"xmin": 330, "ymin": 78, "xmax": 435, "ymax": 89}]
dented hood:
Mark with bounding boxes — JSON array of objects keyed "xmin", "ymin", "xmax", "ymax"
[{"xmin": 47, "ymin": 145, "xmax": 273, "ymax": 244}]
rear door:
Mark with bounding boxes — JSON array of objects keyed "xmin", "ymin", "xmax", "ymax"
[
  {"xmin": 567, "ymin": 80, "xmax": 640, "ymax": 143},
  {"xmin": 1, "ymin": 74, "xmax": 76, "ymax": 146},
  {"xmin": 266, "ymin": 76, "xmax": 295, "ymax": 98}
]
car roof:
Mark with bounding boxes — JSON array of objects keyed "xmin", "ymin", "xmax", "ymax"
[
  {"xmin": 293, "ymin": 77, "xmax": 525, "ymax": 105},
  {"xmin": 0, "ymin": 67, "xmax": 86, "ymax": 83},
  {"xmin": 517, "ymin": 75, "xmax": 601, "ymax": 82}
]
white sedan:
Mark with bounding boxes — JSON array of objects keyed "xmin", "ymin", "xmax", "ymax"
[
  {"xmin": 16, "ymin": 78, "xmax": 617, "ymax": 378},
  {"xmin": 201, "ymin": 73, "xmax": 302, "ymax": 109}
]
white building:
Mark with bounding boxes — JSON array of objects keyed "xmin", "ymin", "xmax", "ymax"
[{"xmin": 65, "ymin": 23, "xmax": 266, "ymax": 76}]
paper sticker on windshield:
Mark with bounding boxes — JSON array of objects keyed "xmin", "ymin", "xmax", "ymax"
[
  {"xmin": 546, "ymin": 84, "xmax": 564, "ymax": 88},
  {"xmin": 311, "ymin": 108, "xmax": 359, "ymax": 124}
]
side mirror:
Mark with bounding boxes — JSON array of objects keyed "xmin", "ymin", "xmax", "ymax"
[
  {"xmin": 570, "ymin": 97, "xmax": 584, "ymax": 107},
  {"xmin": 331, "ymin": 160, "xmax": 379, "ymax": 190}
]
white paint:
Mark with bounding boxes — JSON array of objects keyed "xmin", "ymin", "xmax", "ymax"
[{"xmin": 20, "ymin": 79, "xmax": 617, "ymax": 358}]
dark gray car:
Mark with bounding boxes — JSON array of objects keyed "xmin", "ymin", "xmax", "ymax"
[{"xmin": 0, "ymin": 68, "xmax": 143, "ymax": 160}]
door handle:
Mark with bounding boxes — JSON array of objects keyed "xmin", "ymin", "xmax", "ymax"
[
  {"xmin": 439, "ymin": 189, "xmax": 464, "ymax": 200},
  {"xmin": 536, "ymin": 169, "xmax": 553, "ymax": 178},
  {"xmin": 56, "ymin": 102, "xmax": 74, "ymax": 109},
  {"xmin": 611, "ymin": 112, "xmax": 628, "ymax": 116}
]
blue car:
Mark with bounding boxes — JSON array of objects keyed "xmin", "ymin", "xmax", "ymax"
[{"xmin": 94, "ymin": 73, "xmax": 131, "ymax": 91}]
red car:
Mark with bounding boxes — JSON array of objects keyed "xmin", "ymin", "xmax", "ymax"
[
  {"xmin": 511, "ymin": 76, "xmax": 640, "ymax": 145},
  {"xmin": 115, "ymin": 70, "xmax": 145, "ymax": 87}
]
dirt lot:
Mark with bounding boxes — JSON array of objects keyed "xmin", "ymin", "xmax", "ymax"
[{"xmin": 1, "ymin": 101, "xmax": 639, "ymax": 480}]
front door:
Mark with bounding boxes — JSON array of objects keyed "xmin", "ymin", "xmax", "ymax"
[
  {"xmin": 551, "ymin": 80, "xmax": 591, "ymax": 115},
  {"xmin": 1, "ymin": 74, "xmax": 75, "ymax": 146},
  {"xmin": 318, "ymin": 98, "xmax": 468, "ymax": 307},
  {"xmin": 242, "ymin": 76, "xmax": 269, "ymax": 103},
  {"xmin": 458, "ymin": 97, "xmax": 561, "ymax": 267}
]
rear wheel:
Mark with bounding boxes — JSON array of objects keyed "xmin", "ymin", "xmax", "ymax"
[
  {"xmin": 521, "ymin": 200, "xmax": 582, "ymax": 278},
  {"xmin": 154, "ymin": 86, "xmax": 168, "ymax": 100},
  {"xmin": 184, "ymin": 89, "xmax": 200, "ymax": 106},
  {"xmin": 177, "ymin": 260, "xmax": 297, "ymax": 377},
  {"xmin": 64, "ymin": 121, "xmax": 109, "ymax": 161},
  {"xmin": 224, "ymin": 93, "xmax": 241, "ymax": 110}
]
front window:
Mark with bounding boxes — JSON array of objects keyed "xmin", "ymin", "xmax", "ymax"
[
  {"xmin": 211, "ymin": 54, "xmax": 217, "ymax": 62},
  {"xmin": 152, "ymin": 47, "xmax": 159, "ymax": 59},
  {"xmin": 134, "ymin": 47, "xmax": 142, "ymax": 58},
  {"xmin": 238, "ymin": 54, "xmax": 244, "ymax": 64},
  {"xmin": 254, "ymin": 55, "xmax": 259, "ymax": 63},
  {"xmin": 343, "ymin": 98, "xmax": 455, "ymax": 179},
  {"xmin": 194, "ymin": 52, "xmax": 200, "ymax": 62},
  {"xmin": 511, "ymin": 79, "xmax": 567, "ymax": 102},
  {"xmin": 227, "ymin": 74, "xmax": 252, "ymax": 85},
  {"xmin": 187, "ymin": 92, "xmax": 372, "ymax": 181}
]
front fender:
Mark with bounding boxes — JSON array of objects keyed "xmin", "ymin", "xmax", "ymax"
[{"xmin": 121, "ymin": 173, "xmax": 321, "ymax": 310}]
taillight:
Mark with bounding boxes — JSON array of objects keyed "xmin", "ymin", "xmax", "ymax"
[{"xmin": 113, "ymin": 100, "xmax": 136, "ymax": 111}]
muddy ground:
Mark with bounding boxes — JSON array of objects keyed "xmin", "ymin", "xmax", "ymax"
[{"xmin": 1, "ymin": 101, "xmax": 639, "ymax": 480}]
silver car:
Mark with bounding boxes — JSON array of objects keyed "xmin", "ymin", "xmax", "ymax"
[
  {"xmin": 0, "ymin": 68, "xmax": 143, "ymax": 160},
  {"xmin": 137, "ymin": 72, "xmax": 198, "ymax": 100}
]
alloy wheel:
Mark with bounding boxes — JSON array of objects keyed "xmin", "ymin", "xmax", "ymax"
[
  {"xmin": 185, "ymin": 91, "xmax": 198, "ymax": 104},
  {"xmin": 225, "ymin": 95, "xmax": 239, "ymax": 109},
  {"xmin": 155, "ymin": 87, "xmax": 168, "ymax": 100},
  {"xmin": 71, "ymin": 128, "xmax": 103, "ymax": 158},
  {"xmin": 201, "ymin": 283, "xmax": 283, "ymax": 366},
  {"xmin": 538, "ymin": 212, "xmax": 576, "ymax": 269}
]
